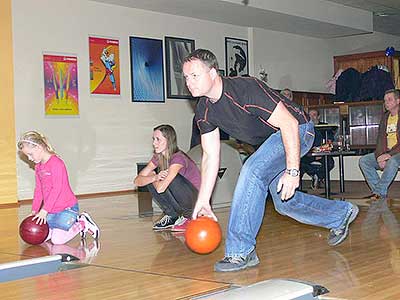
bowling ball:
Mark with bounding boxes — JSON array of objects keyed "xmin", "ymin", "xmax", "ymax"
[
  {"xmin": 185, "ymin": 217, "xmax": 222, "ymax": 254},
  {"xmin": 19, "ymin": 216, "xmax": 49, "ymax": 245}
]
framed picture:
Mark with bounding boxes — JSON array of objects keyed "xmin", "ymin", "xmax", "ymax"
[
  {"xmin": 225, "ymin": 37, "xmax": 249, "ymax": 77},
  {"xmin": 130, "ymin": 36, "xmax": 165, "ymax": 102},
  {"xmin": 89, "ymin": 36, "xmax": 120, "ymax": 95},
  {"xmin": 165, "ymin": 36, "xmax": 195, "ymax": 99},
  {"xmin": 218, "ymin": 69, "xmax": 225, "ymax": 76},
  {"xmin": 43, "ymin": 54, "xmax": 79, "ymax": 115}
]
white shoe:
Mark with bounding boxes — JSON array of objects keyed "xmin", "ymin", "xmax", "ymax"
[{"xmin": 78, "ymin": 212, "xmax": 100, "ymax": 240}]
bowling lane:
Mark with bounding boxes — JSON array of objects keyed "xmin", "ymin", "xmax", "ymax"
[
  {"xmin": 0, "ymin": 265, "xmax": 230, "ymax": 299},
  {"xmin": 0, "ymin": 253, "xmax": 25, "ymax": 264}
]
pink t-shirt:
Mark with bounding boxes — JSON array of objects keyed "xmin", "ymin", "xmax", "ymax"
[
  {"xmin": 32, "ymin": 155, "xmax": 77, "ymax": 213},
  {"xmin": 151, "ymin": 151, "xmax": 201, "ymax": 190}
]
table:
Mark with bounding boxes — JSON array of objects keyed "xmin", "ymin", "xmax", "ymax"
[{"xmin": 310, "ymin": 150, "xmax": 356, "ymax": 199}]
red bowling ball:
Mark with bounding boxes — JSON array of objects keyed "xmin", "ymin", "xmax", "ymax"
[
  {"xmin": 19, "ymin": 216, "xmax": 49, "ymax": 245},
  {"xmin": 185, "ymin": 217, "xmax": 222, "ymax": 254}
]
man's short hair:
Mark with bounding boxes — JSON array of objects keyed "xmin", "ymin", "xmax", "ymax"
[
  {"xmin": 280, "ymin": 88, "xmax": 293, "ymax": 100},
  {"xmin": 183, "ymin": 49, "xmax": 219, "ymax": 70},
  {"xmin": 384, "ymin": 89, "xmax": 400, "ymax": 99},
  {"xmin": 309, "ymin": 108, "xmax": 320, "ymax": 116}
]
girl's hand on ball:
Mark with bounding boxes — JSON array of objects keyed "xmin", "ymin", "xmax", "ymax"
[{"xmin": 32, "ymin": 209, "xmax": 48, "ymax": 225}]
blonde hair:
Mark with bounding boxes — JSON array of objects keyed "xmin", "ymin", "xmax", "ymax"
[
  {"xmin": 17, "ymin": 131, "xmax": 56, "ymax": 154},
  {"xmin": 153, "ymin": 125, "xmax": 179, "ymax": 171}
]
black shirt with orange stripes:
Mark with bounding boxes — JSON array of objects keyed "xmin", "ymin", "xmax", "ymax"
[{"xmin": 194, "ymin": 76, "xmax": 309, "ymax": 146}]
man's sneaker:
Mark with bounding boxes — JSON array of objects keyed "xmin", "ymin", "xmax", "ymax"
[
  {"xmin": 171, "ymin": 217, "xmax": 189, "ymax": 232},
  {"xmin": 79, "ymin": 212, "xmax": 100, "ymax": 240},
  {"xmin": 328, "ymin": 203, "xmax": 359, "ymax": 246},
  {"xmin": 153, "ymin": 215, "xmax": 178, "ymax": 230},
  {"xmin": 214, "ymin": 248, "xmax": 260, "ymax": 272},
  {"xmin": 311, "ymin": 174, "xmax": 319, "ymax": 190}
]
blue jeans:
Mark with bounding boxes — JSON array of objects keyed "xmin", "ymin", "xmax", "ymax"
[
  {"xmin": 47, "ymin": 203, "xmax": 79, "ymax": 231},
  {"xmin": 225, "ymin": 122, "xmax": 352, "ymax": 257},
  {"xmin": 359, "ymin": 152, "xmax": 400, "ymax": 197}
]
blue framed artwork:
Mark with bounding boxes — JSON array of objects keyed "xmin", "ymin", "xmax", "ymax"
[{"xmin": 130, "ymin": 36, "xmax": 165, "ymax": 102}]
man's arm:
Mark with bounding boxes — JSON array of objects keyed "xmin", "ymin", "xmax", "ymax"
[
  {"xmin": 267, "ymin": 101, "xmax": 300, "ymax": 200},
  {"xmin": 192, "ymin": 128, "xmax": 220, "ymax": 220}
]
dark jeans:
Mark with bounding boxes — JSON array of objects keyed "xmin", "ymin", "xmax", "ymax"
[
  {"xmin": 147, "ymin": 174, "xmax": 197, "ymax": 218},
  {"xmin": 301, "ymin": 156, "xmax": 334, "ymax": 179}
]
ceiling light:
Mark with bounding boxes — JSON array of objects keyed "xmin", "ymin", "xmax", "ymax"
[{"xmin": 374, "ymin": 12, "xmax": 390, "ymax": 17}]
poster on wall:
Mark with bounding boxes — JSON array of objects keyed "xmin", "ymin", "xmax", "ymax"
[
  {"xmin": 129, "ymin": 36, "xmax": 164, "ymax": 102},
  {"xmin": 165, "ymin": 36, "xmax": 195, "ymax": 99},
  {"xmin": 89, "ymin": 36, "xmax": 120, "ymax": 95},
  {"xmin": 225, "ymin": 37, "xmax": 249, "ymax": 77},
  {"xmin": 43, "ymin": 54, "xmax": 79, "ymax": 115}
]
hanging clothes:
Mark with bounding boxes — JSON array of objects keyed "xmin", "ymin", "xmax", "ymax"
[
  {"xmin": 359, "ymin": 66, "xmax": 394, "ymax": 101},
  {"xmin": 335, "ymin": 68, "xmax": 362, "ymax": 102}
]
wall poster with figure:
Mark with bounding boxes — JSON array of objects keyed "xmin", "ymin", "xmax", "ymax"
[
  {"xmin": 89, "ymin": 36, "xmax": 120, "ymax": 95},
  {"xmin": 43, "ymin": 54, "xmax": 79, "ymax": 115},
  {"xmin": 225, "ymin": 37, "xmax": 249, "ymax": 77},
  {"xmin": 165, "ymin": 36, "xmax": 195, "ymax": 99},
  {"xmin": 130, "ymin": 36, "xmax": 165, "ymax": 102}
]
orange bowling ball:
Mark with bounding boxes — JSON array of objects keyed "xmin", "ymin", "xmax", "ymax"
[{"xmin": 185, "ymin": 217, "xmax": 222, "ymax": 254}]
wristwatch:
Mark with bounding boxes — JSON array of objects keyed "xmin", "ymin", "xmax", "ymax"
[{"xmin": 285, "ymin": 168, "xmax": 300, "ymax": 177}]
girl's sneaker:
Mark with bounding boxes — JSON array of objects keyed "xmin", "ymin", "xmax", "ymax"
[
  {"xmin": 171, "ymin": 217, "xmax": 189, "ymax": 232},
  {"xmin": 79, "ymin": 212, "xmax": 100, "ymax": 240},
  {"xmin": 153, "ymin": 215, "xmax": 178, "ymax": 230}
]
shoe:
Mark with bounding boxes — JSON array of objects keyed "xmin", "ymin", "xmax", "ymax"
[
  {"xmin": 152, "ymin": 215, "xmax": 178, "ymax": 230},
  {"xmin": 311, "ymin": 174, "xmax": 319, "ymax": 190},
  {"xmin": 171, "ymin": 217, "xmax": 189, "ymax": 232},
  {"xmin": 78, "ymin": 212, "xmax": 100, "ymax": 240},
  {"xmin": 370, "ymin": 194, "xmax": 382, "ymax": 201},
  {"xmin": 363, "ymin": 193, "xmax": 380, "ymax": 200},
  {"xmin": 214, "ymin": 249, "xmax": 260, "ymax": 272},
  {"xmin": 81, "ymin": 240, "xmax": 100, "ymax": 264},
  {"xmin": 171, "ymin": 231, "xmax": 186, "ymax": 244},
  {"xmin": 328, "ymin": 203, "xmax": 359, "ymax": 246}
]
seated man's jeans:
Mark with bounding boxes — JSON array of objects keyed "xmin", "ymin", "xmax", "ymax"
[
  {"xmin": 359, "ymin": 152, "xmax": 400, "ymax": 197},
  {"xmin": 225, "ymin": 121, "xmax": 352, "ymax": 257}
]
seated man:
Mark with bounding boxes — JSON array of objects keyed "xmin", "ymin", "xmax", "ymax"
[
  {"xmin": 359, "ymin": 89, "xmax": 400, "ymax": 200},
  {"xmin": 301, "ymin": 109, "xmax": 335, "ymax": 189},
  {"xmin": 280, "ymin": 88, "xmax": 293, "ymax": 101}
]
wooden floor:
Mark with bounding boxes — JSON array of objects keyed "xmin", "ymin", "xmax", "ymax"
[{"xmin": 1, "ymin": 182, "xmax": 400, "ymax": 299}]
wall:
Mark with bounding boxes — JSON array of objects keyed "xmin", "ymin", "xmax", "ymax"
[
  {"xmin": 329, "ymin": 31, "xmax": 400, "ymax": 57},
  {"xmin": 0, "ymin": 0, "xmax": 17, "ymax": 205},
  {"xmin": 251, "ymin": 27, "xmax": 335, "ymax": 91},
  {"xmin": 13, "ymin": 0, "xmax": 248, "ymax": 199}
]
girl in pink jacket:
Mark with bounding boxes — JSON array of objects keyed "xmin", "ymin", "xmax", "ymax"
[{"xmin": 18, "ymin": 131, "xmax": 100, "ymax": 245}]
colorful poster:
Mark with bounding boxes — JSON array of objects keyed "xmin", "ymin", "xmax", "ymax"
[
  {"xmin": 43, "ymin": 54, "xmax": 79, "ymax": 115},
  {"xmin": 89, "ymin": 36, "xmax": 120, "ymax": 95}
]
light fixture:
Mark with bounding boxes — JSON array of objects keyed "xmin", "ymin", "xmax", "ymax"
[{"xmin": 374, "ymin": 12, "xmax": 390, "ymax": 17}]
